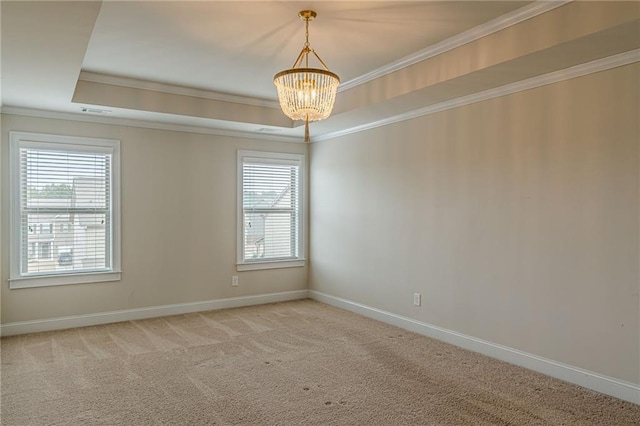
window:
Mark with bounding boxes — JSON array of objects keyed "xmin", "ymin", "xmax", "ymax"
[
  {"xmin": 237, "ymin": 150, "xmax": 305, "ymax": 271},
  {"xmin": 9, "ymin": 132, "xmax": 121, "ymax": 288},
  {"xmin": 39, "ymin": 242, "xmax": 52, "ymax": 260}
]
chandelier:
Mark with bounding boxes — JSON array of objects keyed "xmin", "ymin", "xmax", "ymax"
[{"xmin": 274, "ymin": 10, "xmax": 340, "ymax": 142}]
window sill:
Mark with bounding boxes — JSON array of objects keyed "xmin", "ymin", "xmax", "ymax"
[
  {"xmin": 9, "ymin": 271, "xmax": 122, "ymax": 289},
  {"xmin": 237, "ymin": 259, "xmax": 305, "ymax": 272}
]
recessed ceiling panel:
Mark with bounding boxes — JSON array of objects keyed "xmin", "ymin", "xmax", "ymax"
[{"xmin": 81, "ymin": 1, "xmax": 531, "ymax": 100}]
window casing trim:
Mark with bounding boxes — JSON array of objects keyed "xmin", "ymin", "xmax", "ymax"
[
  {"xmin": 237, "ymin": 150, "xmax": 305, "ymax": 271},
  {"xmin": 9, "ymin": 131, "xmax": 122, "ymax": 288},
  {"xmin": 236, "ymin": 259, "xmax": 305, "ymax": 272}
]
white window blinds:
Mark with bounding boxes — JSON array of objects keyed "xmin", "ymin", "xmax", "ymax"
[
  {"xmin": 10, "ymin": 132, "xmax": 121, "ymax": 287},
  {"xmin": 238, "ymin": 151, "xmax": 304, "ymax": 268}
]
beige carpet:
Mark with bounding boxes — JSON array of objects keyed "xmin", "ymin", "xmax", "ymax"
[{"xmin": 1, "ymin": 299, "xmax": 638, "ymax": 425}]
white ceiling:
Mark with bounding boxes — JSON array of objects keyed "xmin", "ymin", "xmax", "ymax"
[
  {"xmin": 82, "ymin": 1, "xmax": 529, "ymax": 99},
  {"xmin": 1, "ymin": 1, "xmax": 639, "ymax": 142}
]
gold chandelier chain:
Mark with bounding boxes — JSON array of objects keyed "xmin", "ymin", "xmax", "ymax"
[{"xmin": 304, "ymin": 17, "xmax": 310, "ymax": 68}]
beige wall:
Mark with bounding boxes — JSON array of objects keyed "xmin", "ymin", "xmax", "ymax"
[
  {"xmin": 0, "ymin": 115, "xmax": 308, "ymax": 323},
  {"xmin": 309, "ymin": 64, "xmax": 639, "ymax": 384},
  {"xmin": 1, "ymin": 63, "xmax": 637, "ymax": 389}
]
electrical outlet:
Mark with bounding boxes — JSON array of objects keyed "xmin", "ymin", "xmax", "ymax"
[
  {"xmin": 232, "ymin": 276, "xmax": 239, "ymax": 287},
  {"xmin": 413, "ymin": 293, "xmax": 421, "ymax": 306}
]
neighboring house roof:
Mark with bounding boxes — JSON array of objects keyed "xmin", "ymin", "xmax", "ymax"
[
  {"xmin": 26, "ymin": 177, "xmax": 107, "ymax": 228},
  {"xmin": 245, "ymin": 185, "xmax": 292, "ymax": 210}
]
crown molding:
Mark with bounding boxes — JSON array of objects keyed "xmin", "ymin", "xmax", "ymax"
[
  {"xmin": 0, "ymin": 106, "xmax": 303, "ymax": 144},
  {"xmin": 78, "ymin": 71, "xmax": 280, "ymax": 109},
  {"xmin": 339, "ymin": 0, "xmax": 573, "ymax": 92},
  {"xmin": 5, "ymin": 50, "xmax": 636, "ymax": 144},
  {"xmin": 317, "ymin": 49, "xmax": 640, "ymax": 142}
]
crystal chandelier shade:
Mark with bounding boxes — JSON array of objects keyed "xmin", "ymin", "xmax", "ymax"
[{"xmin": 274, "ymin": 68, "xmax": 339, "ymax": 122}]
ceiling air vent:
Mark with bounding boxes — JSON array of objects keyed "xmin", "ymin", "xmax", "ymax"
[
  {"xmin": 80, "ymin": 107, "xmax": 111, "ymax": 114},
  {"xmin": 255, "ymin": 127, "xmax": 282, "ymax": 133}
]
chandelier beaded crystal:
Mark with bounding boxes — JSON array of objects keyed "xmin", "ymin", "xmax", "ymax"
[{"xmin": 274, "ymin": 10, "xmax": 340, "ymax": 142}]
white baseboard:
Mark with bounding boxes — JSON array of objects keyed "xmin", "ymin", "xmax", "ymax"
[
  {"xmin": 0, "ymin": 290, "xmax": 309, "ymax": 337},
  {"xmin": 309, "ymin": 290, "xmax": 640, "ymax": 405},
  {"xmin": 3, "ymin": 289, "xmax": 637, "ymax": 404}
]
